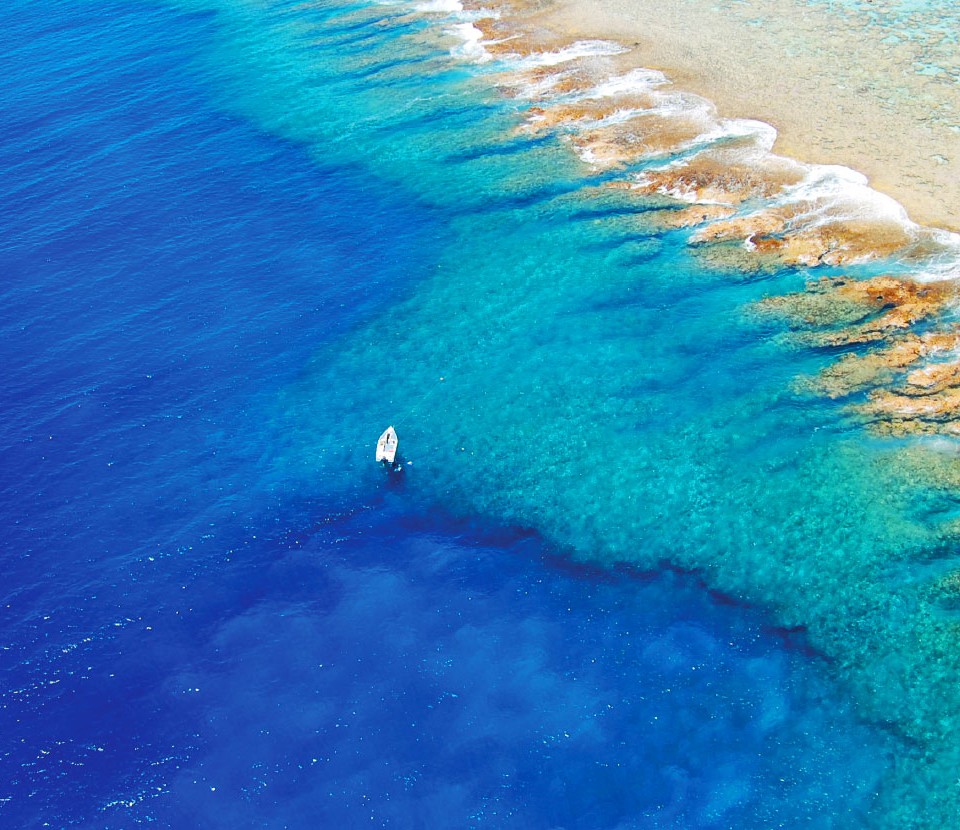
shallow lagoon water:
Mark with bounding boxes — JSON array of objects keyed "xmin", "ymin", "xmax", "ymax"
[{"xmin": 1, "ymin": 0, "xmax": 958, "ymax": 826}]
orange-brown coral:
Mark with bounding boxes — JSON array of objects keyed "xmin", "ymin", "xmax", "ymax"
[
  {"xmin": 637, "ymin": 156, "xmax": 801, "ymax": 208},
  {"xmin": 569, "ymin": 115, "xmax": 710, "ymax": 168},
  {"xmin": 804, "ymin": 331, "xmax": 960, "ymax": 399},
  {"xmin": 519, "ymin": 99, "xmax": 652, "ymax": 133},
  {"xmin": 812, "ymin": 278, "xmax": 954, "ymax": 346},
  {"xmin": 472, "ymin": 14, "xmax": 603, "ymax": 63},
  {"xmin": 647, "ymin": 203, "xmax": 738, "ymax": 230},
  {"xmin": 857, "ymin": 387, "xmax": 960, "ymax": 436},
  {"xmin": 471, "ymin": 16, "xmax": 520, "ymax": 52},
  {"xmin": 903, "ymin": 361, "xmax": 960, "ymax": 396},
  {"xmin": 754, "ymin": 276, "xmax": 955, "ymax": 342},
  {"xmin": 756, "ymin": 271, "xmax": 960, "ymax": 434},
  {"xmin": 691, "ymin": 209, "xmax": 914, "ymax": 267}
]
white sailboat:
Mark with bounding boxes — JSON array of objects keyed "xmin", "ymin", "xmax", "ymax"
[{"xmin": 376, "ymin": 426, "xmax": 399, "ymax": 464}]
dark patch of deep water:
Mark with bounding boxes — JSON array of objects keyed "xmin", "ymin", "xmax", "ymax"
[{"xmin": 0, "ymin": 0, "xmax": 895, "ymax": 827}]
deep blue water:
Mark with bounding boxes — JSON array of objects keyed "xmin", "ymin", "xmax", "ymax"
[{"xmin": 0, "ymin": 0, "xmax": 895, "ymax": 827}]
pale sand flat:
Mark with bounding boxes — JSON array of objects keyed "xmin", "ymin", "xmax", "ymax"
[{"xmin": 533, "ymin": 0, "xmax": 960, "ymax": 232}]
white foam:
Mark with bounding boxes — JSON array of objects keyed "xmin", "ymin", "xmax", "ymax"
[
  {"xmin": 778, "ymin": 164, "xmax": 914, "ymax": 229},
  {"xmin": 511, "ymin": 64, "xmax": 665, "ymax": 104},
  {"xmin": 576, "ymin": 145, "xmax": 601, "ymax": 165},
  {"xmin": 512, "ymin": 40, "xmax": 627, "ymax": 70},
  {"xmin": 696, "ymin": 118, "xmax": 779, "ymax": 154},
  {"xmin": 661, "ymin": 185, "xmax": 705, "ymax": 204},
  {"xmin": 906, "ymin": 230, "xmax": 960, "ymax": 284},
  {"xmin": 631, "ymin": 165, "xmax": 703, "ymax": 203},
  {"xmin": 579, "ymin": 68, "xmax": 669, "ymax": 100},
  {"xmin": 514, "ymin": 69, "xmax": 575, "ymax": 99},
  {"xmin": 929, "ymin": 228, "xmax": 960, "ymax": 265},
  {"xmin": 457, "ymin": 7, "xmax": 500, "ymax": 23},
  {"xmin": 591, "ymin": 107, "xmax": 648, "ymax": 127},
  {"xmin": 448, "ymin": 22, "xmax": 492, "ymax": 63},
  {"xmin": 639, "ymin": 91, "xmax": 716, "ymax": 124},
  {"xmin": 414, "ymin": 0, "xmax": 462, "ymax": 12}
]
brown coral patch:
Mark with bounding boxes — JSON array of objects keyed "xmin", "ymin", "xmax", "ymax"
[
  {"xmin": 692, "ymin": 208, "xmax": 915, "ymax": 267},
  {"xmin": 646, "ymin": 203, "xmax": 738, "ymax": 230},
  {"xmin": 696, "ymin": 215, "xmax": 917, "ymax": 273},
  {"xmin": 638, "ymin": 156, "xmax": 802, "ymax": 208},
  {"xmin": 755, "ymin": 276, "xmax": 956, "ymax": 345},
  {"xmin": 805, "ymin": 345, "xmax": 917, "ymax": 399},
  {"xmin": 805, "ymin": 326, "xmax": 960, "ymax": 435},
  {"xmin": 813, "ymin": 282, "xmax": 954, "ymax": 347},
  {"xmin": 805, "ymin": 332, "xmax": 960, "ymax": 399},
  {"xmin": 857, "ymin": 388, "xmax": 960, "ymax": 436},
  {"xmin": 520, "ymin": 102, "xmax": 609, "ymax": 132},
  {"xmin": 473, "ymin": 14, "xmax": 617, "ymax": 64},
  {"xmin": 470, "ymin": 16, "xmax": 520, "ymax": 52},
  {"xmin": 903, "ymin": 361, "xmax": 960, "ymax": 396},
  {"xmin": 501, "ymin": 66, "xmax": 589, "ymax": 99},
  {"xmin": 519, "ymin": 98, "xmax": 656, "ymax": 134},
  {"xmin": 760, "ymin": 272, "xmax": 960, "ymax": 434},
  {"xmin": 568, "ymin": 114, "xmax": 710, "ymax": 168}
]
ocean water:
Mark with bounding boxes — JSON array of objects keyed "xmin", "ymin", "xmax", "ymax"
[{"xmin": 1, "ymin": 0, "xmax": 957, "ymax": 827}]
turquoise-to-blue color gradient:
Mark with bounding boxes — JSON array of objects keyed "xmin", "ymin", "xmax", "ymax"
[{"xmin": 3, "ymin": 0, "xmax": 957, "ymax": 826}]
